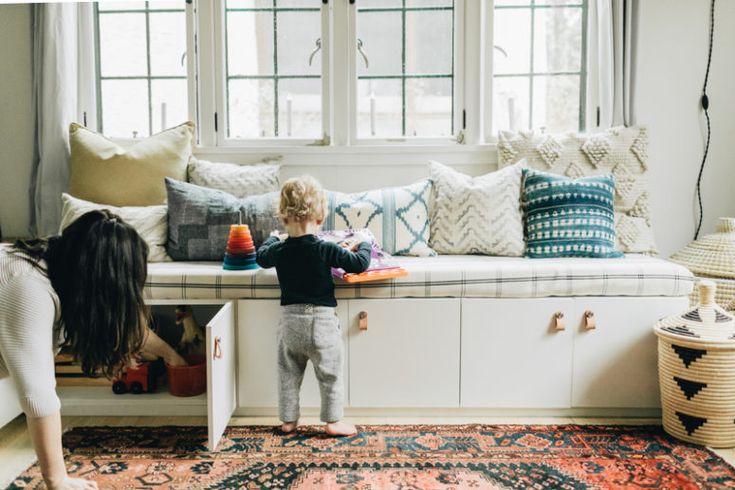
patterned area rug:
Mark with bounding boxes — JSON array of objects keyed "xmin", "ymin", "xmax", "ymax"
[{"xmin": 8, "ymin": 424, "xmax": 735, "ymax": 489}]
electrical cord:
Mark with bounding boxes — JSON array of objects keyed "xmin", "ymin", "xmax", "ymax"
[{"xmin": 694, "ymin": 0, "xmax": 716, "ymax": 240}]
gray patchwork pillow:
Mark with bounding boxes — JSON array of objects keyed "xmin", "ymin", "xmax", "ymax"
[
  {"xmin": 187, "ymin": 158, "xmax": 280, "ymax": 198},
  {"xmin": 165, "ymin": 178, "xmax": 281, "ymax": 261}
]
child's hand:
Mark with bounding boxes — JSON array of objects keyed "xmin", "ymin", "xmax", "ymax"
[{"xmin": 270, "ymin": 230, "xmax": 287, "ymax": 241}]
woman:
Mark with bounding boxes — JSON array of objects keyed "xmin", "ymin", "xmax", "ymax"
[{"xmin": 0, "ymin": 210, "xmax": 185, "ymax": 490}]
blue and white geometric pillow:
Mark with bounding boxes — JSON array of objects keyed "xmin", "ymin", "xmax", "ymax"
[
  {"xmin": 522, "ymin": 168, "xmax": 624, "ymax": 259},
  {"xmin": 324, "ymin": 180, "xmax": 436, "ymax": 257}
]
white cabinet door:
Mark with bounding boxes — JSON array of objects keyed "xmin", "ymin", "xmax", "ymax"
[
  {"xmin": 461, "ymin": 298, "xmax": 574, "ymax": 408},
  {"xmin": 206, "ymin": 301, "xmax": 236, "ymax": 451},
  {"xmin": 571, "ymin": 296, "xmax": 689, "ymax": 408},
  {"xmin": 237, "ymin": 300, "xmax": 349, "ymax": 409},
  {"xmin": 0, "ymin": 377, "xmax": 22, "ymax": 428},
  {"xmin": 348, "ymin": 299, "xmax": 460, "ymax": 408}
]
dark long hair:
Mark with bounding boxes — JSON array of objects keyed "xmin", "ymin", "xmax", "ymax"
[{"xmin": 12, "ymin": 210, "xmax": 149, "ymax": 377}]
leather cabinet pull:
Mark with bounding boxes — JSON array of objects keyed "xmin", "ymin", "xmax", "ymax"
[{"xmin": 358, "ymin": 311, "xmax": 368, "ymax": 331}]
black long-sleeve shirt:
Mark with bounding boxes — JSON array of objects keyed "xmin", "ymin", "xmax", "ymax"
[{"xmin": 256, "ymin": 234, "xmax": 372, "ymax": 306}]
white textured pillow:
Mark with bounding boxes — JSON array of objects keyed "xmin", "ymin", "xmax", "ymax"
[
  {"xmin": 187, "ymin": 158, "xmax": 280, "ymax": 198},
  {"xmin": 429, "ymin": 160, "xmax": 526, "ymax": 256},
  {"xmin": 59, "ymin": 193, "xmax": 171, "ymax": 262}
]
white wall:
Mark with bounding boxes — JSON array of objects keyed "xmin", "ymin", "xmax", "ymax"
[
  {"xmin": 637, "ymin": 0, "xmax": 735, "ymax": 256},
  {"xmin": 0, "ymin": 1, "xmax": 733, "ymax": 258},
  {"xmin": 0, "ymin": 4, "xmax": 33, "ymax": 239}
]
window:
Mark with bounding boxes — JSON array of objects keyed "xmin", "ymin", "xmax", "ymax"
[
  {"xmin": 356, "ymin": 1, "xmax": 455, "ymax": 139},
  {"xmin": 223, "ymin": 0, "xmax": 323, "ymax": 139},
  {"xmin": 95, "ymin": 1, "xmax": 189, "ymax": 138},
  {"xmin": 91, "ymin": 0, "xmax": 588, "ymax": 146},
  {"xmin": 492, "ymin": 0, "xmax": 587, "ymax": 133}
]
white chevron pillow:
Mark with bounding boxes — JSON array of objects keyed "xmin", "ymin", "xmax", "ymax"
[{"xmin": 429, "ymin": 160, "xmax": 526, "ymax": 256}]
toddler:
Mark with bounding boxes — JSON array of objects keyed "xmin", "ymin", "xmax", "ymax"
[{"xmin": 256, "ymin": 176, "xmax": 371, "ymax": 436}]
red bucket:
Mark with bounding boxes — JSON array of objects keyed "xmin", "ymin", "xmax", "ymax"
[{"xmin": 166, "ymin": 355, "xmax": 206, "ymax": 397}]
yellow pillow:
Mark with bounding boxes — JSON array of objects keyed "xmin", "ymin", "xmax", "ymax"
[{"xmin": 68, "ymin": 121, "xmax": 195, "ymax": 207}]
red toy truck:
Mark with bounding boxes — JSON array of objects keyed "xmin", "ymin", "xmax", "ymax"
[{"xmin": 112, "ymin": 361, "xmax": 157, "ymax": 394}]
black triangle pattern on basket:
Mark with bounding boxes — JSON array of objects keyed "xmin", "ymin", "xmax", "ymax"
[
  {"xmin": 716, "ymin": 311, "xmax": 730, "ymax": 323},
  {"xmin": 676, "ymin": 411, "xmax": 707, "ymax": 436},
  {"xmin": 674, "ymin": 376, "xmax": 707, "ymax": 400},
  {"xmin": 682, "ymin": 310, "xmax": 702, "ymax": 322},
  {"xmin": 661, "ymin": 325, "xmax": 700, "ymax": 338},
  {"xmin": 671, "ymin": 345, "xmax": 707, "ymax": 368}
]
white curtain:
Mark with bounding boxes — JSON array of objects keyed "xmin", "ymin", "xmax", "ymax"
[
  {"xmin": 30, "ymin": 2, "xmax": 96, "ymax": 236},
  {"xmin": 586, "ymin": 0, "xmax": 638, "ymax": 129}
]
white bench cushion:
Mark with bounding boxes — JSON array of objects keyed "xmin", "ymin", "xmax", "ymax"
[{"xmin": 145, "ymin": 254, "xmax": 693, "ymax": 301}]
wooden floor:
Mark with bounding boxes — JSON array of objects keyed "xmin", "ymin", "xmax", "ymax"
[{"xmin": 1, "ymin": 415, "xmax": 734, "ymax": 488}]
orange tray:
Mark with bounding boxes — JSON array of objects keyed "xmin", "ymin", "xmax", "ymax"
[{"xmin": 340, "ymin": 267, "xmax": 408, "ymax": 283}]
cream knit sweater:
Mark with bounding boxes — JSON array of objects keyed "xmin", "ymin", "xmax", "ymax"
[{"xmin": 0, "ymin": 245, "xmax": 61, "ymax": 417}]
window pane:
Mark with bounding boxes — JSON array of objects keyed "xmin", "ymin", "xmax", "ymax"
[
  {"xmin": 495, "ymin": 0, "xmax": 531, "ymax": 6},
  {"xmin": 532, "ymin": 74, "xmax": 580, "ymax": 133},
  {"xmin": 225, "ymin": 4, "xmax": 323, "ymax": 139},
  {"xmin": 148, "ymin": 0, "xmax": 186, "ymax": 9},
  {"xmin": 359, "ymin": 0, "xmax": 403, "ymax": 7},
  {"xmin": 101, "ymin": 80, "xmax": 149, "ymax": 138},
  {"xmin": 99, "ymin": 13, "xmax": 147, "ymax": 76},
  {"xmin": 227, "ymin": 12, "xmax": 274, "ymax": 77},
  {"xmin": 151, "ymin": 79, "xmax": 188, "ymax": 134},
  {"xmin": 277, "ymin": 0, "xmax": 320, "ymax": 7},
  {"xmin": 228, "ymin": 79, "xmax": 275, "ymax": 138},
  {"xmin": 493, "ymin": 76, "xmax": 529, "ymax": 133},
  {"xmin": 98, "ymin": 1, "xmax": 147, "ymax": 11},
  {"xmin": 493, "ymin": 8, "xmax": 531, "ymax": 75},
  {"xmin": 357, "ymin": 2, "xmax": 454, "ymax": 138},
  {"xmin": 149, "ymin": 12, "xmax": 187, "ymax": 76},
  {"xmin": 276, "ymin": 11, "xmax": 321, "ymax": 76},
  {"xmin": 405, "ymin": 10, "xmax": 453, "ymax": 75},
  {"xmin": 533, "ymin": 7, "xmax": 582, "ymax": 73},
  {"xmin": 357, "ymin": 79, "xmax": 402, "ymax": 138},
  {"xmin": 357, "ymin": 12, "xmax": 402, "ymax": 76},
  {"xmin": 405, "ymin": 78, "xmax": 452, "ymax": 137},
  {"xmin": 406, "ymin": 0, "xmax": 452, "ymax": 6},
  {"xmin": 226, "ymin": 0, "xmax": 272, "ymax": 8},
  {"xmin": 278, "ymin": 79, "xmax": 322, "ymax": 138},
  {"xmin": 536, "ymin": 0, "xmax": 583, "ymax": 5}
]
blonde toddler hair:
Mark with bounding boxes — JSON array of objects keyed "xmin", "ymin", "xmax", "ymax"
[{"xmin": 278, "ymin": 175, "xmax": 327, "ymax": 224}]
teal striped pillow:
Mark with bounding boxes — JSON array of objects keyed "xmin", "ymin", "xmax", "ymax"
[{"xmin": 522, "ymin": 168, "xmax": 624, "ymax": 259}]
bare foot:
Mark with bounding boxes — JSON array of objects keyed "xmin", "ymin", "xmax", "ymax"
[
  {"xmin": 325, "ymin": 420, "xmax": 357, "ymax": 437},
  {"xmin": 280, "ymin": 419, "xmax": 301, "ymax": 433}
]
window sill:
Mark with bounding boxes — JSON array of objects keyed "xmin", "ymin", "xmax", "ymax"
[{"xmin": 192, "ymin": 143, "xmax": 499, "ymax": 166}]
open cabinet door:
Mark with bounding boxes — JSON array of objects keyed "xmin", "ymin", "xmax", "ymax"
[{"xmin": 206, "ymin": 301, "xmax": 236, "ymax": 451}]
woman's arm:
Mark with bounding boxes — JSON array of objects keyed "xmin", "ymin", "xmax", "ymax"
[
  {"xmin": 27, "ymin": 415, "xmax": 97, "ymax": 489},
  {"xmin": 140, "ymin": 327, "xmax": 187, "ymax": 366},
  {"xmin": 0, "ymin": 278, "xmax": 96, "ymax": 489}
]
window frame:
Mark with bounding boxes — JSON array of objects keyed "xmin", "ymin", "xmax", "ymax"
[{"xmin": 88, "ymin": 0, "xmax": 591, "ymax": 153}]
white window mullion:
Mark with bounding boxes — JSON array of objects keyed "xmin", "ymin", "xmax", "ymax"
[
  {"xmin": 186, "ymin": 0, "xmax": 198, "ymax": 142},
  {"xmin": 483, "ymin": 0, "xmax": 494, "ymax": 143},
  {"xmin": 320, "ymin": 1, "xmax": 331, "ymax": 145},
  {"xmin": 195, "ymin": 0, "xmax": 218, "ymax": 147},
  {"xmin": 329, "ymin": 0, "xmax": 352, "ymax": 146}
]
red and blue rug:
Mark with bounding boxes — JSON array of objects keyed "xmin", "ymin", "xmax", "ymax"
[{"xmin": 8, "ymin": 424, "xmax": 735, "ymax": 489}]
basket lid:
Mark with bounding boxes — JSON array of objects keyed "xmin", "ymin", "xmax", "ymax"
[
  {"xmin": 654, "ymin": 280, "xmax": 735, "ymax": 343},
  {"xmin": 669, "ymin": 217, "xmax": 735, "ymax": 279}
]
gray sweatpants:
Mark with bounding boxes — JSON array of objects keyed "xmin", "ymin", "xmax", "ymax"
[{"xmin": 277, "ymin": 304, "xmax": 343, "ymax": 423}]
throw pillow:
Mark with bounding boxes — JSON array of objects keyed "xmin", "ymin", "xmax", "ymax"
[
  {"xmin": 59, "ymin": 193, "xmax": 171, "ymax": 262},
  {"xmin": 165, "ymin": 178, "xmax": 281, "ymax": 261},
  {"xmin": 498, "ymin": 126, "xmax": 656, "ymax": 254},
  {"xmin": 429, "ymin": 160, "xmax": 526, "ymax": 256},
  {"xmin": 323, "ymin": 180, "xmax": 436, "ymax": 257},
  {"xmin": 522, "ymin": 168, "xmax": 624, "ymax": 259},
  {"xmin": 187, "ymin": 158, "xmax": 280, "ymax": 198},
  {"xmin": 68, "ymin": 121, "xmax": 195, "ymax": 207}
]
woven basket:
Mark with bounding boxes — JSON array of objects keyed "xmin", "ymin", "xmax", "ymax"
[
  {"xmin": 687, "ymin": 276, "xmax": 735, "ymax": 310},
  {"xmin": 654, "ymin": 281, "xmax": 735, "ymax": 448}
]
